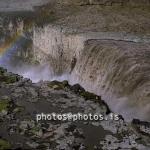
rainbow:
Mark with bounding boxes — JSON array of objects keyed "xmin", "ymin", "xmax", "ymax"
[
  {"xmin": 0, "ymin": 34, "xmax": 19, "ymax": 55},
  {"xmin": 0, "ymin": 22, "xmax": 32, "ymax": 57}
]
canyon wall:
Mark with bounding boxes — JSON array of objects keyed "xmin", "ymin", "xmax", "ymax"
[
  {"xmin": 33, "ymin": 26, "xmax": 85, "ymax": 74},
  {"xmin": 58, "ymin": 0, "xmax": 150, "ymax": 6},
  {"xmin": 33, "ymin": 25, "xmax": 150, "ymax": 74},
  {"xmin": 33, "ymin": 25, "xmax": 150, "ymax": 121}
]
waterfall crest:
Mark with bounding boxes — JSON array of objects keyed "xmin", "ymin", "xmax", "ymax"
[{"xmin": 70, "ymin": 39, "xmax": 150, "ymax": 121}]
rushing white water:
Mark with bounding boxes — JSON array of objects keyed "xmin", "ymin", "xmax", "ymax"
[
  {"xmin": 69, "ymin": 39, "xmax": 150, "ymax": 121},
  {"xmin": 14, "ymin": 64, "xmax": 70, "ymax": 83},
  {"xmin": 0, "ymin": 54, "xmax": 69, "ymax": 83},
  {"xmin": 1, "ymin": 38, "xmax": 150, "ymax": 121},
  {"xmin": 0, "ymin": 42, "xmax": 69, "ymax": 83}
]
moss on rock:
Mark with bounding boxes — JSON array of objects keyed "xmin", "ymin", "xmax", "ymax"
[
  {"xmin": 0, "ymin": 67, "xmax": 21, "ymax": 84},
  {"xmin": 0, "ymin": 74, "xmax": 18, "ymax": 84},
  {"xmin": 0, "ymin": 99, "xmax": 10, "ymax": 112},
  {"xmin": 80, "ymin": 91, "xmax": 101, "ymax": 101},
  {"xmin": 47, "ymin": 80, "xmax": 69, "ymax": 90},
  {"xmin": 0, "ymin": 67, "xmax": 7, "ymax": 75},
  {"xmin": 0, "ymin": 139, "xmax": 11, "ymax": 150}
]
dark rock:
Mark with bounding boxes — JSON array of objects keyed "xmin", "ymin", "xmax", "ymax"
[
  {"xmin": 0, "ymin": 67, "xmax": 7, "ymax": 74},
  {"xmin": 80, "ymin": 91, "xmax": 101, "ymax": 101},
  {"xmin": 62, "ymin": 80, "xmax": 69, "ymax": 87},
  {"xmin": 47, "ymin": 80, "xmax": 68, "ymax": 90},
  {"xmin": 70, "ymin": 84, "xmax": 85, "ymax": 94},
  {"xmin": 72, "ymin": 139, "xmax": 81, "ymax": 149},
  {"xmin": 132, "ymin": 119, "xmax": 150, "ymax": 128},
  {"xmin": 100, "ymin": 100, "xmax": 111, "ymax": 114},
  {"xmin": 73, "ymin": 129, "xmax": 85, "ymax": 138},
  {"xmin": 65, "ymin": 124, "xmax": 77, "ymax": 132},
  {"xmin": 0, "ymin": 138, "xmax": 11, "ymax": 150}
]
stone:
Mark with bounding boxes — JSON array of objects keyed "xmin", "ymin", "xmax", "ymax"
[
  {"xmin": 26, "ymin": 141, "xmax": 39, "ymax": 149},
  {"xmin": 19, "ymin": 120, "xmax": 35, "ymax": 131},
  {"xmin": 48, "ymin": 80, "xmax": 67, "ymax": 90},
  {"xmin": 13, "ymin": 106, "xmax": 24, "ymax": 113},
  {"xmin": 80, "ymin": 91, "xmax": 101, "ymax": 101},
  {"xmin": 70, "ymin": 84, "xmax": 85, "ymax": 94},
  {"xmin": 0, "ymin": 99, "xmax": 10, "ymax": 112},
  {"xmin": 27, "ymin": 87, "xmax": 38, "ymax": 98}
]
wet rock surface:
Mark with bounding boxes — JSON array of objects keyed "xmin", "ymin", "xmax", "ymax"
[{"xmin": 0, "ymin": 67, "xmax": 150, "ymax": 149}]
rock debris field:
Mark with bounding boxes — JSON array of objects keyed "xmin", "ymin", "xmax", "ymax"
[{"xmin": 0, "ymin": 67, "xmax": 150, "ymax": 150}]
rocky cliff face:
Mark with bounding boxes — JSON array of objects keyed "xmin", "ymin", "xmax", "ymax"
[{"xmin": 33, "ymin": 25, "xmax": 85, "ymax": 74}]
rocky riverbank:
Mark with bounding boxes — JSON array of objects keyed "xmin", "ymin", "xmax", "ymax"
[{"xmin": 0, "ymin": 67, "xmax": 150, "ymax": 149}]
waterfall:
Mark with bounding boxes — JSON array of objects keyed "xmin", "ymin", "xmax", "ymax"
[
  {"xmin": 1, "ymin": 24, "xmax": 149, "ymax": 121},
  {"xmin": 32, "ymin": 26, "xmax": 150, "ymax": 121},
  {"xmin": 70, "ymin": 39, "xmax": 150, "ymax": 121}
]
